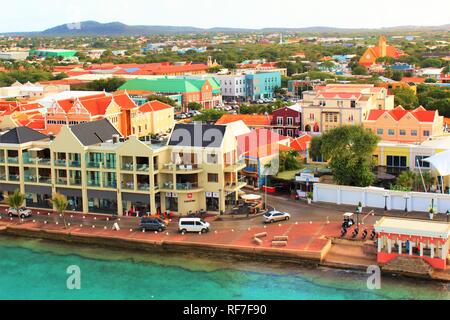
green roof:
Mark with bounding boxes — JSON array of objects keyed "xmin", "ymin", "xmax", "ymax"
[{"xmin": 119, "ymin": 78, "xmax": 209, "ymax": 93}]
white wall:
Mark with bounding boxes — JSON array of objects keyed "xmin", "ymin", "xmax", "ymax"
[{"xmin": 313, "ymin": 183, "xmax": 450, "ymax": 214}]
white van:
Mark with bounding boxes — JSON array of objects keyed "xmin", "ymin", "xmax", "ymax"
[{"xmin": 179, "ymin": 218, "xmax": 210, "ymax": 234}]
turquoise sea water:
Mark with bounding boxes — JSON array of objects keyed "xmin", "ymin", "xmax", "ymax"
[{"xmin": 0, "ymin": 236, "xmax": 448, "ymax": 300}]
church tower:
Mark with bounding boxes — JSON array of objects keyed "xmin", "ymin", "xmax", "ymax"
[{"xmin": 378, "ymin": 35, "xmax": 387, "ymax": 57}]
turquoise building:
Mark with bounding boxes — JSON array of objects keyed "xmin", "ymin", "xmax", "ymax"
[{"xmin": 245, "ymin": 72, "xmax": 281, "ymax": 101}]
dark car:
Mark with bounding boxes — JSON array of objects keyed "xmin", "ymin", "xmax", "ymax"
[{"xmin": 139, "ymin": 218, "xmax": 167, "ymax": 232}]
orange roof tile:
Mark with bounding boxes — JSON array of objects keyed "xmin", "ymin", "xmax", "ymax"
[
  {"xmin": 290, "ymin": 135, "xmax": 312, "ymax": 152},
  {"xmin": 216, "ymin": 114, "xmax": 272, "ymax": 126},
  {"xmin": 139, "ymin": 100, "xmax": 173, "ymax": 112}
]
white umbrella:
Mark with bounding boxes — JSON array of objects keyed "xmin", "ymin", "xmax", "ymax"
[{"xmin": 423, "ymin": 150, "xmax": 450, "ymax": 176}]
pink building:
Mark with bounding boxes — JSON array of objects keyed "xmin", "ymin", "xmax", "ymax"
[{"xmin": 364, "ymin": 106, "xmax": 444, "ymax": 143}]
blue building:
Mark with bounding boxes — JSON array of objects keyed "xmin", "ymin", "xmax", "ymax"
[{"xmin": 245, "ymin": 72, "xmax": 281, "ymax": 101}]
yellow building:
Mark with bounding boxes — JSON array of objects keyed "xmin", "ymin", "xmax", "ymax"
[
  {"xmin": 0, "ymin": 121, "xmax": 246, "ymax": 216},
  {"xmin": 301, "ymin": 84, "xmax": 395, "ymax": 133}
]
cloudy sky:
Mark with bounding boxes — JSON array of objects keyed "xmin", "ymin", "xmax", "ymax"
[{"xmin": 1, "ymin": 0, "xmax": 449, "ymax": 32}]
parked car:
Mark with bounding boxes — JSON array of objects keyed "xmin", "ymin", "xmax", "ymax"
[
  {"xmin": 140, "ymin": 217, "xmax": 167, "ymax": 232},
  {"xmin": 188, "ymin": 110, "xmax": 201, "ymax": 117},
  {"xmin": 263, "ymin": 210, "xmax": 291, "ymax": 223},
  {"xmin": 178, "ymin": 218, "xmax": 210, "ymax": 234},
  {"xmin": 175, "ymin": 113, "xmax": 187, "ymax": 120},
  {"xmin": 7, "ymin": 207, "xmax": 32, "ymax": 219}
]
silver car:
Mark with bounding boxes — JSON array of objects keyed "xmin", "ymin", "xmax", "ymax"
[{"xmin": 263, "ymin": 210, "xmax": 291, "ymax": 223}]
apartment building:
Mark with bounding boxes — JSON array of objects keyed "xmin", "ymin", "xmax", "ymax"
[
  {"xmin": 364, "ymin": 106, "xmax": 444, "ymax": 143},
  {"xmin": 301, "ymin": 84, "xmax": 395, "ymax": 133},
  {"xmin": 0, "ymin": 121, "xmax": 246, "ymax": 216}
]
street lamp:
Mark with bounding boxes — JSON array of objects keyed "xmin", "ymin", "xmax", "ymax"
[
  {"xmin": 384, "ymin": 192, "xmax": 389, "ymax": 211},
  {"xmin": 447, "ymin": 210, "xmax": 449, "ymax": 223},
  {"xmin": 404, "ymin": 195, "xmax": 410, "ymax": 213}
]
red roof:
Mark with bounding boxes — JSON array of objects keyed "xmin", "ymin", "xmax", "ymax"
[
  {"xmin": 112, "ymin": 93, "xmax": 137, "ymax": 110},
  {"xmin": 55, "ymin": 93, "xmax": 108, "ymax": 113},
  {"xmin": 79, "ymin": 96, "xmax": 113, "ymax": 116},
  {"xmin": 366, "ymin": 106, "xmax": 437, "ymax": 122},
  {"xmin": 216, "ymin": 114, "xmax": 272, "ymax": 126},
  {"xmin": 401, "ymin": 77, "xmax": 426, "ymax": 84},
  {"xmin": 290, "ymin": 135, "xmax": 312, "ymax": 152},
  {"xmin": 139, "ymin": 100, "xmax": 173, "ymax": 112}
]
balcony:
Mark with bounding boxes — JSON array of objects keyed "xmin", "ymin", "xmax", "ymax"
[
  {"xmin": 87, "ymin": 162, "xmax": 102, "ymax": 169},
  {"xmin": 56, "ymin": 177, "xmax": 68, "ymax": 185},
  {"xmin": 225, "ymin": 178, "xmax": 247, "ymax": 191},
  {"xmin": 54, "ymin": 159, "xmax": 67, "ymax": 167},
  {"xmin": 160, "ymin": 163, "xmax": 203, "ymax": 174},
  {"xmin": 24, "ymin": 175, "xmax": 38, "ymax": 183},
  {"xmin": 69, "ymin": 179, "xmax": 82, "ymax": 186},
  {"xmin": 137, "ymin": 183, "xmax": 150, "ymax": 191},
  {"xmin": 24, "ymin": 158, "xmax": 38, "ymax": 165},
  {"xmin": 104, "ymin": 162, "xmax": 116, "ymax": 170},
  {"xmin": 8, "ymin": 174, "xmax": 20, "ymax": 181},
  {"xmin": 37, "ymin": 158, "xmax": 51, "ymax": 166},
  {"xmin": 175, "ymin": 182, "xmax": 203, "ymax": 193},
  {"xmin": 69, "ymin": 160, "xmax": 81, "ymax": 168},
  {"xmin": 136, "ymin": 164, "xmax": 150, "ymax": 172},
  {"xmin": 121, "ymin": 182, "xmax": 135, "ymax": 190},
  {"xmin": 7, "ymin": 157, "xmax": 19, "ymax": 164},
  {"xmin": 121, "ymin": 163, "xmax": 134, "ymax": 171},
  {"xmin": 0, "ymin": 174, "xmax": 6, "ymax": 181},
  {"xmin": 39, "ymin": 177, "xmax": 52, "ymax": 184},
  {"xmin": 160, "ymin": 181, "xmax": 174, "ymax": 191},
  {"xmin": 87, "ymin": 180, "xmax": 101, "ymax": 187},
  {"xmin": 0, "ymin": 157, "xmax": 4, "ymax": 164},
  {"xmin": 224, "ymin": 161, "xmax": 246, "ymax": 172},
  {"xmin": 104, "ymin": 181, "xmax": 117, "ymax": 189}
]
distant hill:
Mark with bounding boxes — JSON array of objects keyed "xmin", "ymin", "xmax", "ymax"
[{"xmin": 2, "ymin": 21, "xmax": 449, "ymax": 36}]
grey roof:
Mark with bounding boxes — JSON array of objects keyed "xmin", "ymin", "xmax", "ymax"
[
  {"xmin": 0, "ymin": 127, "xmax": 48, "ymax": 144},
  {"xmin": 70, "ymin": 119, "xmax": 121, "ymax": 146},
  {"xmin": 168, "ymin": 123, "xmax": 226, "ymax": 148}
]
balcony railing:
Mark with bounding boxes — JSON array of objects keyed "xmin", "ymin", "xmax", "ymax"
[
  {"xmin": 104, "ymin": 181, "xmax": 117, "ymax": 188},
  {"xmin": 161, "ymin": 181, "xmax": 174, "ymax": 190},
  {"xmin": 87, "ymin": 162, "xmax": 102, "ymax": 169},
  {"xmin": 0, "ymin": 174, "xmax": 6, "ymax": 181},
  {"xmin": 162, "ymin": 163, "xmax": 202, "ymax": 172},
  {"xmin": 69, "ymin": 160, "xmax": 81, "ymax": 168},
  {"xmin": 54, "ymin": 159, "xmax": 67, "ymax": 167},
  {"xmin": 121, "ymin": 182, "xmax": 135, "ymax": 190},
  {"xmin": 176, "ymin": 182, "xmax": 199, "ymax": 190},
  {"xmin": 104, "ymin": 162, "xmax": 116, "ymax": 170},
  {"xmin": 24, "ymin": 158, "xmax": 37, "ymax": 165},
  {"xmin": 7, "ymin": 157, "xmax": 19, "ymax": 164},
  {"xmin": 38, "ymin": 158, "xmax": 51, "ymax": 166},
  {"xmin": 87, "ymin": 180, "xmax": 101, "ymax": 187},
  {"xmin": 0, "ymin": 157, "xmax": 4, "ymax": 163},
  {"xmin": 8, "ymin": 174, "xmax": 20, "ymax": 181},
  {"xmin": 56, "ymin": 178, "xmax": 68, "ymax": 185},
  {"xmin": 69, "ymin": 179, "xmax": 82, "ymax": 186},
  {"xmin": 39, "ymin": 177, "xmax": 52, "ymax": 184},
  {"xmin": 121, "ymin": 163, "xmax": 134, "ymax": 171},
  {"xmin": 137, "ymin": 183, "xmax": 150, "ymax": 191},
  {"xmin": 136, "ymin": 164, "xmax": 150, "ymax": 172},
  {"xmin": 25, "ymin": 176, "xmax": 38, "ymax": 183}
]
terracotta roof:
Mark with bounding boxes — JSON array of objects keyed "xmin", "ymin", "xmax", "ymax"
[
  {"xmin": 244, "ymin": 143, "xmax": 292, "ymax": 158},
  {"xmin": 290, "ymin": 135, "xmax": 312, "ymax": 152},
  {"xmin": 112, "ymin": 93, "xmax": 137, "ymax": 110},
  {"xmin": 366, "ymin": 106, "xmax": 437, "ymax": 122},
  {"xmin": 401, "ymin": 77, "xmax": 426, "ymax": 84},
  {"xmin": 78, "ymin": 96, "xmax": 113, "ymax": 116},
  {"xmin": 54, "ymin": 93, "xmax": 108, "ymax": 113},
  {"xmin": 216, "ymin": 114, "xmax": 272, "ymax": 126},
  {"xmin": 139, "ymin": 100, "xmax": 173, "ymax": 112}
]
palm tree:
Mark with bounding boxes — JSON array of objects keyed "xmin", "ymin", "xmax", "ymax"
[
  {"xmin": 396, "ymin": 171, "xmax": 416, "ymax": 191},
  {"xmin": 50, "ymin": 193, "xmax": 69, "ymax": 229},
  {"xmin": 7, "ymin": 190, "xmax": 25, "ymax": 223}
]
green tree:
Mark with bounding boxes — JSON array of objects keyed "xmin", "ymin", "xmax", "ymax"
[
  {"xmin": 278, "ymin": 150, "xmax": 302, "ymax": 172},
  {"xmin": 392, "ymin": 87, "xmax": 419, "ymax": 109},
  {"xmin": 309, "ymin": 126, "xmax": 380, "ymax": 187},
  {"xmin": 186, "ymin": 102, "xmax": 203, "ymax": 111},
  {"xmin": 392, "ymin": 71, "xmax": 403, "ymax": 81},
  {"xmin": 193, "ymin": 109, "xmax": 226, "ymax": 123},
  {"xmin": 7, "ymin": 190, "xmax": 26, "ymax": 223},
  {"xmin": 50, "ymin": 193, "xmax": 69, "ymax": 230},
  {"xmin": 81, "ymin": 77, "xmax": 126, "ymax": 92},
  {"xmin": 352, "ymin": 65, "xmax": 368, "ymax": 75},
  {"xmin": 395, "ymin": 170, "xmax": 416, "ymax": 191},
  {"xmin": 146, "ymin": 95, "xmax": 177, "ymax": 107}
]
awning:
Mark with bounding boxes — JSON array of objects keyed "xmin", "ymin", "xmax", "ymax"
[
  {"xmin": 27, "ymin": 147, "xmax": 45, "ymax": 152},
  {"xmin": 423, "ymin": 150, "xmax": 450, "ymax": 176}
]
